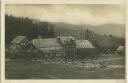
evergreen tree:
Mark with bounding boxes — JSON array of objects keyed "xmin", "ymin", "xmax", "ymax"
[{"xmin": 5, "ymin": 14, "xmax": 56, "ymax": 44}]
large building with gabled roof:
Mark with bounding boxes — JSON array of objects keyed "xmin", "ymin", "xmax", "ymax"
[{"xmin": 32, "ymin": 38, "xmax": 64, "ymax": 58}]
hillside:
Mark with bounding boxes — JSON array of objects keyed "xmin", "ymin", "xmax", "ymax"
[
  {"xmin": 53, "ymin": 22, "xmax": 125, "ymax": 38},
  {"xmin": 52, "ymin": 22, "xmax": 125, "ymax": 48},
  {"xmin": 5, "ymin": 15, "xmax": 125, "ymax": 48}
]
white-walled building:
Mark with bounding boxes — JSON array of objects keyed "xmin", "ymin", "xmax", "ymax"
[{"xmin": 75, "ymin": 40, "xmax": 94, "ymax": 49}]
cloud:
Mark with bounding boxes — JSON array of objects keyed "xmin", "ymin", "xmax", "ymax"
[{"xmin": 6, "ymin": 4, "xmax": 125, "ymax": 25}]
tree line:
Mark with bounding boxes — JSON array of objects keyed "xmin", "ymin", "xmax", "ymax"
[{"xmin": 5, "ymin": 15, "xmax": 55, "ymax": 44}]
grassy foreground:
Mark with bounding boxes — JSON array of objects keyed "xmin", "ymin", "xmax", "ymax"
[{"xmin": 5, "ymin": 57, "xmax": 125, "ymax": 79}]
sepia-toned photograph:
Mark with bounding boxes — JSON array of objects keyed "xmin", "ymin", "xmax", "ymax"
[{"xmin": 5, "ymin": 4, "xmax": 125, "ymax": 79}]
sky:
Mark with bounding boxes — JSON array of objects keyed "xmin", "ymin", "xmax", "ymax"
[{"xmin": 6, "ymin": 4, "xmax": 125, "ymax": 25}]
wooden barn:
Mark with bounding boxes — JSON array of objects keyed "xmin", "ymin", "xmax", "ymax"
[{"xmin": 8, "ymin": 36, "xmax": 31, "ymax": 58}]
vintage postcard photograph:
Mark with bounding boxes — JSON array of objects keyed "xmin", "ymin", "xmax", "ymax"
[{"xmin": 5, "ymin": 4, "xmax": 125, "ymax": 79}]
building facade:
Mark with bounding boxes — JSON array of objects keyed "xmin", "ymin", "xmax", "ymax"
[
  {"xmin": 9, "ymin": 36, "xmax": 30, "ymax": 58},
  {"xmin": 32, "ymin": 38, "xmax": 64, "ymax": 58}
]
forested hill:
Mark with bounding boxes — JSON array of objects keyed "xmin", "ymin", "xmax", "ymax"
[
  {"xmin": 53, "ymin": 22, "xmax": 125, "ymax": 38},
  {"xmin": 5, "ymin": 15, "xmax": 55, "ymax": 44},
  {"xmin": 53, "ymin": 22, "xmax": 125, "ymax": 48},
  {"xmin": 5, "ymin": 15, "xmax": 125, "ymax": 48}
]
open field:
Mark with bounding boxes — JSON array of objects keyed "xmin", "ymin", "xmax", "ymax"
[{"xmin": 5, "ymin": 55, "xmax": 125, "ymax": 79}]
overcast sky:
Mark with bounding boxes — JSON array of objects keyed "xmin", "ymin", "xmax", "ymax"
[{"xmin": 6, "ymin": 4, "xmax": 125, "ymax": 25}]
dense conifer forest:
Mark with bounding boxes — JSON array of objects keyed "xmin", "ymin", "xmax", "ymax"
[{"xmin": 5, "ymin": 15, "xmax": 55, "ymax": 44}]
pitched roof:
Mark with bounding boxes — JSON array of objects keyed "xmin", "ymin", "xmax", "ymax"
[
  {"xmin": 11, "ymin": 36, "xmax": 26, "ymax": 44},
  {"xmin": 117, "ymin": 46, "xmax": 125, "ymax": 51},
  {"xmin": 57, "ymin": 36, "xmax": 75, "ymax": 44},
  {"xmin": 76, "ymin": 40, "xmax": 94, "ymax": 48},
  {"xmin": 32, "ymin": 38, "xmax": 60, "ymax": 48}
]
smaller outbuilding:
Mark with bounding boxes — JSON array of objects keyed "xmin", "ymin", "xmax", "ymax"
[
  {"xmin": 8, "ymin": 36, "xmax": 31, "ymax": 58},
  {"xmin": 116, "ymin": 46, "xmax": 125, "ymax": 55},
  {"xmin": 9, "ymin": 36, "xmax": 29, "ymax": 53}
]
